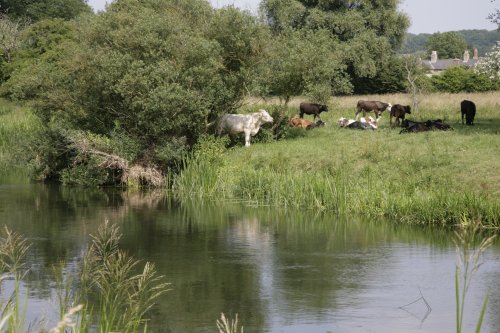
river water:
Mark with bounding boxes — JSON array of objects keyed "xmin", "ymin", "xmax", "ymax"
[{"xmin": 0, "ymin": 182, "xmax": 499, "ymax": 333}]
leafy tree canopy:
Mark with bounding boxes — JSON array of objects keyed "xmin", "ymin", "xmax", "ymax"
[
  {"xmin": 5, "ymin": 0, "xmax": 270, "ymax": 178},
  {"xmin": 258, "ymin": 0, "xmax": 410, "ymax": 97},
  {"xmin": 425, "ymin": 31, "xmax": 468, "ymax": 59},
  {"xmin": 0, "ymin": 0, "xmax": 91, "ymax": 21}
]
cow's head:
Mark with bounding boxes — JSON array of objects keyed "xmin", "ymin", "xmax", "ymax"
[
  {"xmin": 258, "ymin": 109, "xmax": 274, "ymax": 124},
  {"xmin": 338, "ymin": 117, "xmax": 348, "ymax": 127},
  {"xmin": 320, "ymin": 104, "xmax": 329, "ymax": 112},
  {"xmin": 386, "ymin": 103, "xmax": 392, "ymax": 111},
  {"xmin": 405, "ymin": 105, "xmax": 411, "ymax": 114}
]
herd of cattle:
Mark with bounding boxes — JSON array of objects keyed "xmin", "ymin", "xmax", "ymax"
[{"xmin": 217, "ymin": 99, "xmax": 477, "ymax": 146}]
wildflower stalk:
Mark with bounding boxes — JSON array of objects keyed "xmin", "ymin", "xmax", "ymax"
[{"xmin": 454, "ymin": 216, "xmax": 495, "ymax": 333}]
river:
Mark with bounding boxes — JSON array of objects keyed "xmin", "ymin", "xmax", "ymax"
[{"xmin": 0, "ymin": 182, "xmax": 499, "ymax": 333}]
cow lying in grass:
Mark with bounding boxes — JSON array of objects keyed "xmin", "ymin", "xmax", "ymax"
[
  {"xmin": 399, "ymin": 119, "xmax": 452, "ymax": 133},
  {"xmin": 338, "ymin": 116, "xmax": 377, "ymax": 130},
  {"xmin": 289, "ymin": 117, "xmax": 325, "ymax": 129},
  {"xmin": 218, "ymin": 109, "xmax": 274, "ymax": 147},
  {"xmin": 289, "ymin": 117, "xmax": 313, "ymax": 128}
]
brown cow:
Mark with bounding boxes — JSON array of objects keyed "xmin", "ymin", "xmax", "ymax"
[
  {"xmin": 355, "ymin": 100, "xmax": 392, "ymax": 121},
  {"xmin": 289, "ymin": 117, "xmax": 314, "ymax": 128},
  {"xmin": 299, "ymin": 102, "xmax": 329, "ymax": 120},
  {"xmin": 390, "ymin": 104, "xmax": 411, "ymax": 127}
]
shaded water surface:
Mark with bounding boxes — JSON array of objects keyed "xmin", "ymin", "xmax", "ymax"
[{"xmin": 0, "ymin": 183, "xmax": 499, "ymax": 332}]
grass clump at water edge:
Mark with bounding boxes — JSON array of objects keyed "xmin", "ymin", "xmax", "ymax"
[
  {"xmin": 0, "ymin": 222, "xmax": 171, "ymax": 332},
  {"xmin": 454, "ymin": 216, "xmax": 496, "ymax": 333}
]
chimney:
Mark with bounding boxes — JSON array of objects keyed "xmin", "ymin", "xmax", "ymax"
[
  {"xmin": 463, "ymin": 50, "xmax": 470, "ymax": 62},
  {"xmin": 431, "ymin": 51, "xmax": 437, "ymax": 63},
  {"xmin": 473, "ymin": 48, "xmax": 479, "ymax": 60}
]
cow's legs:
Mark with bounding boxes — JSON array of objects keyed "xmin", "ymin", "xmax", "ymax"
[
  {"xmin": 244, "ymin": 130, "xmax": 251, "ymax": 147},
  {"xmin": 355, "ymin": 107, "xmax": 361, "ymax": 120}
]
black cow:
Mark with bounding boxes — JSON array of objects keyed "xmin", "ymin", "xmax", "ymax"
[
  {"xmin": 299, "ymin": 102, "xmax": 329, "ymax": 120},
  {"xmin": 389, "ymin": 104, "xmax": 411, "ymax": 127},
  {"xmin": 461, "ymin": 100, "xmax": 476, "ymax": 125},
  {"xmin": 356, "ymin": 100, "xmax": 392, "ymax": 121},
  {"xmin": 306, "ymin": 120, "xmax": 326, "ymax": 130},
  {"xmin": 400, "ymin": 119, "xmax": 452, "ymax": 133}
]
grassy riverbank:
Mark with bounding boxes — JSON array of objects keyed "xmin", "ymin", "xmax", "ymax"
[
  {"xmin": 176, "ymin": 92, "xmax": 500, "ymax": 227},
  {"xmin": 1, "ymin": 93, "xmax": 499, "ymax": 227}
]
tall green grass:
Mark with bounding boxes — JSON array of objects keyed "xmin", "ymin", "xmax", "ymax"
[
  {"xmin": 454, "ymin": 217, "xmax": 496, "ymax": 333},
  {"xmin": 175, "ymin": 92, "xmax": 500, "ymax": 228},
  {"xmin": 0, "ymin": 99, "xmax": 42, "ymax": 181},
  {"xmin": 0, "ymin": 223, "xmax": 170, "ymax": 332}
]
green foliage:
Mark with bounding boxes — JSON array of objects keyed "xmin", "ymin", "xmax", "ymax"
[
  {"xmin": 259, "ymin": 0, "xmax": 409, "ymax": 97},
  {"xmin": 0, "ymin": 18, "xmax": 74, "ymax": 86},
  {"xmin": 0, "ymin": 0, "xmax": 91, "ymax": 21},
  {"xmin": 431, "ymin": 67, "xmax": 499, "ymax": 93},
  {"xmin": 60, "ymin": 156, "xmax": 115, "ymax": 187},
  {"xmin": 5, "ymin": 0, "xmax": 269, "ymax": 184},
  {"xmin": 399, "ymin": 30, "xmax": 500, "ymax": 56},
  {"xmin": 425, "ymin": 31, "xmax": 468, "ymax": 59},
  {"xmin": 253, "ymin": 28, "xmax": 350, "ymax": 102},
  {"xmin": 352, "ymin": 56, "xmax": 407, "ymax": 94}
]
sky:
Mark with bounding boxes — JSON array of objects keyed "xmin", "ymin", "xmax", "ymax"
[{"xmin": 86, "ymin": 0, "xmax": 499, "ymax": 34}]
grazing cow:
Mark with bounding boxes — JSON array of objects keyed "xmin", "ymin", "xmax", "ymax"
[
  {"xmin": 355, "ymin": 100, "xmax": 392, "ymax": 121},
  {"xmin": 299, "ymin": 102, "xmax": 329, "ymax": 120},
  {"xmin": 461, "ymin": 100, "xmax": 476, "ymax": 125},
  {"xmin": 289, "ymin": 116, "xmax": 314, "ymax": 128},
  {"xmin": 218, "ymin": 109, "xmax": 273, "ymax": 147},
  {"xmin": 400, "ymin": 119, "xmax": 452, "ymax": 133},
  {"xmin": 390, "ymin": 104, "xmax": 411, "ymax": 127}
]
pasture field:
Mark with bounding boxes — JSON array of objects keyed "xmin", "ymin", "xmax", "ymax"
[{"xmin": 177, "ymin": 91, "xmax": 500, "ymax": 228}]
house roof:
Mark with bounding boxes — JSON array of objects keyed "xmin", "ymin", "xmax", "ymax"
[{"xmin": 421, "ymin": 58, "xmax": 480, "ymax": 71}]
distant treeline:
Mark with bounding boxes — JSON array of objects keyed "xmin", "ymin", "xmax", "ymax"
[{"xmin": 398, "ymin": 29, "xmax": 500, "ymax": 57}]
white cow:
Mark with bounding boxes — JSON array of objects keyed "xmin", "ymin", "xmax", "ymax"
[{"xmin": 217, "ymin": 109, "xmax": 274, "ymax": 147}]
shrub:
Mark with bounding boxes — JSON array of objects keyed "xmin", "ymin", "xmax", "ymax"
[{"xmin": 431, "ymin": 66, "xmax": 499, "ymax": 93}]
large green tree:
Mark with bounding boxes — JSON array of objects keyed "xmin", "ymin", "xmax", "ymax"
[
  {"xmin": 6, "ymin": 0, "xmax": 269, "ymax": 183},
  {"xmin": 253, "ymin": 28, "xmax": 352, "ymax": 103},
  {"xmin": 0, "ymin": 0, "xmax": 91, "ymax": 21},
  {"xmin": 259, "ymin": 0, "xmax": 410, "ymax": 96},
  {"xmin": 425, "ymin": 31, "xmax": 468, "ymax": 59}
]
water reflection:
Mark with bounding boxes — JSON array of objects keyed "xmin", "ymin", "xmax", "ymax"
[{"xmin": 0, "ymin": 184, "xmax": 499, "ymax": 332}]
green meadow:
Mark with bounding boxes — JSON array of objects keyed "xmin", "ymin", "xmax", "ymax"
[{"xmin": 175, "ymin": 92, "xmax": 500, "ymax": 228}]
